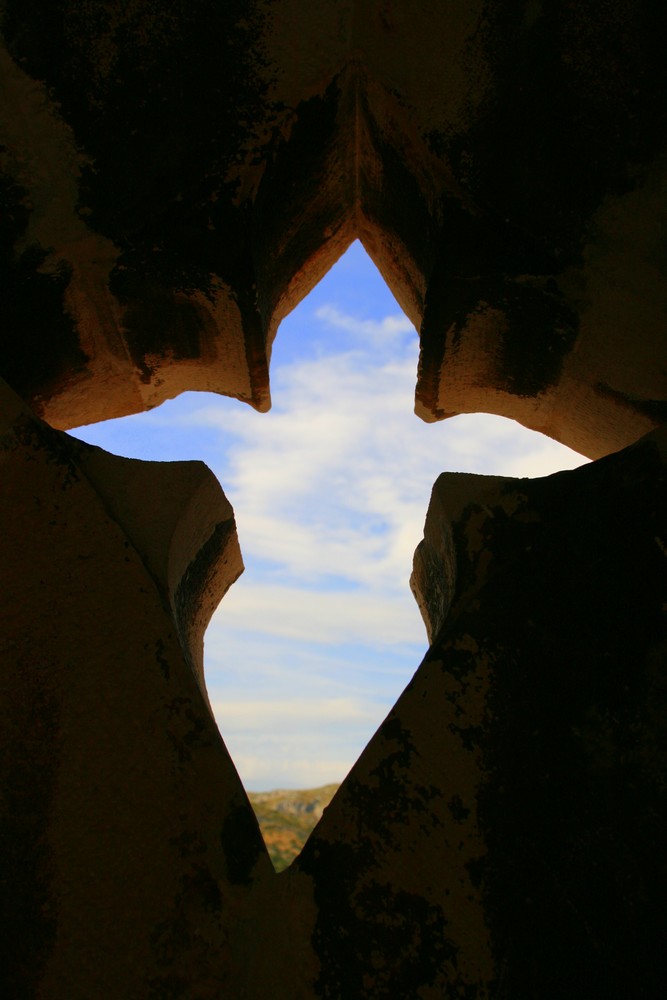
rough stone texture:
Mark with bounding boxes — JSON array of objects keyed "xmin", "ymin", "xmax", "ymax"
[
  {"xmin": 407, "ymin": 438, "xmax": 667, "ymax": 998},
  {"xmin": 5, "ymin": 384, "xmax": 664, "ymax": 998},
  {"xmin": 297, "ymin": 431, "xmax": 667, "ymax": 1000},
  {"xmin": 0, "ymin": 377, "xmax": 274, "ymax": 998},
  {"xmin": 1, "ymin": 1, "xmax": 666, "ymax": 454},
  {"xmin": 1, "ymin": 3, "xmax": 667, "ymax": 997}
]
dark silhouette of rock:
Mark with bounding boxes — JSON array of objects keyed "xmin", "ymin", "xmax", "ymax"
[{"xmin": 1, "ymin": 3, "xmax": 666, "ymax": 996}]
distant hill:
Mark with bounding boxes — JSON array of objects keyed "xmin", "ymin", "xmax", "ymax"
[{"xmin": 248, "ymin": 783, "xmax": 339, "ymax": 871}]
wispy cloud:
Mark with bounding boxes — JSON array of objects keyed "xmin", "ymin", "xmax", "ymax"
[
  {"xmin": 188, "ymin": 345, "xmax": 446, "ymax": 594},
  {"xmin": 210, "ymin": 696, "xmax": 389, "ymax": 791},
  {"xmin": 207, "ymin": 580, "xmax": 426, "ymax": 646},
  {"xmin": 314, "ymin": 303, "xmax": 415, "ymax": 347},
  {"xmin": 214, "ymin": 696, "xmax": 380, "ymax": 729}
]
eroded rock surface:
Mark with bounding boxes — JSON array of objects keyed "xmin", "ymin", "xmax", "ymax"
[
  {"xmin": 1, "ymin": 2, "xmax": 666, "ymax": 455},
  {"xmin": 5, "ymin": 387, "xmax": 662, "ymax": 997},
  {"xmin": 1, "ymin": 3, "xmax": 667, "ymax": 997},
  {"xmin": 299, "ymin": 429, "xmax": 667, "ymax": 998},
  {"xmin": 0, "ymin": 377, "xmax": 274, "ymax": 998}
]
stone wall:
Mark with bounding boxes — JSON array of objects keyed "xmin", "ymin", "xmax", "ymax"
[{"xmin": 1, "ymin": 3, "xmax": 666, "ymax": 996}]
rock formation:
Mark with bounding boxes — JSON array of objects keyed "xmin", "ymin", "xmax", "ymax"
[
  {"xmin": 248, "ymin": 784, "xmax": 340, "ymax": 871},
  {"xmin": 1, "ymin": 2, "xmax": 666, "ymax": 997}
]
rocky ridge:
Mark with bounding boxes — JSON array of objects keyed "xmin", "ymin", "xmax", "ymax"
[{"xmin": 248, "ymin": 784, "xmax": 339, "ymax": 871}]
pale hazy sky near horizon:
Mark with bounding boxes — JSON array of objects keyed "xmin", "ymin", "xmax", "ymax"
[{"xmin": 71, "ymin": 241, "xmax": 588, "ymax": 791}]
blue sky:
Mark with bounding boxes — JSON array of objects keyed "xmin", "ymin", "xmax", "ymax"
[{"xmin": 71, "ymin": 241, "xmax": 586, "ymax": 791}]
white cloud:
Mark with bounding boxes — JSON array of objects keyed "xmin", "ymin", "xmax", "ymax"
[
  {"xmin": 213, "ymin": 696, "xmax": 380, "ymax": 731},
  {"xmin": 434, "ymin": 412, "xmax": 588, "ymax": 479},
  {"xmin": 189, "ymin": 352, "xmax": 444, "ymax": 592},
  {"xmin": 211, "ymin": 697, "xmax": 389, "ymax": 790},
  {"xmin": 208, "ymin": 579, "xmax": 426, "ymax": 646},
  {"xmin": 314, "ymin": 303, "xmax": 415, "ymax": 347}
]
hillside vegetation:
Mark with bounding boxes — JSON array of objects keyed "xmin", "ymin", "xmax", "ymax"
[{"xmin": 248, "ymin": 783, "xmax": 339, "ymax": 871}]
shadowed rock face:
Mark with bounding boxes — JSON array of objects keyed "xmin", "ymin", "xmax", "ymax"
[
  {"xmin": 1, "ymin": 4, "xmax": 666, "ymax": 998},
  {"xmin": 1, "ymin": 1, "xmax": 666, "ymax": 453}
]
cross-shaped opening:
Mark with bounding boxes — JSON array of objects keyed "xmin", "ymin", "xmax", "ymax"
[{"xmin": 71, "ymin": 240, "xmax": 587, "ymax": 870}]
